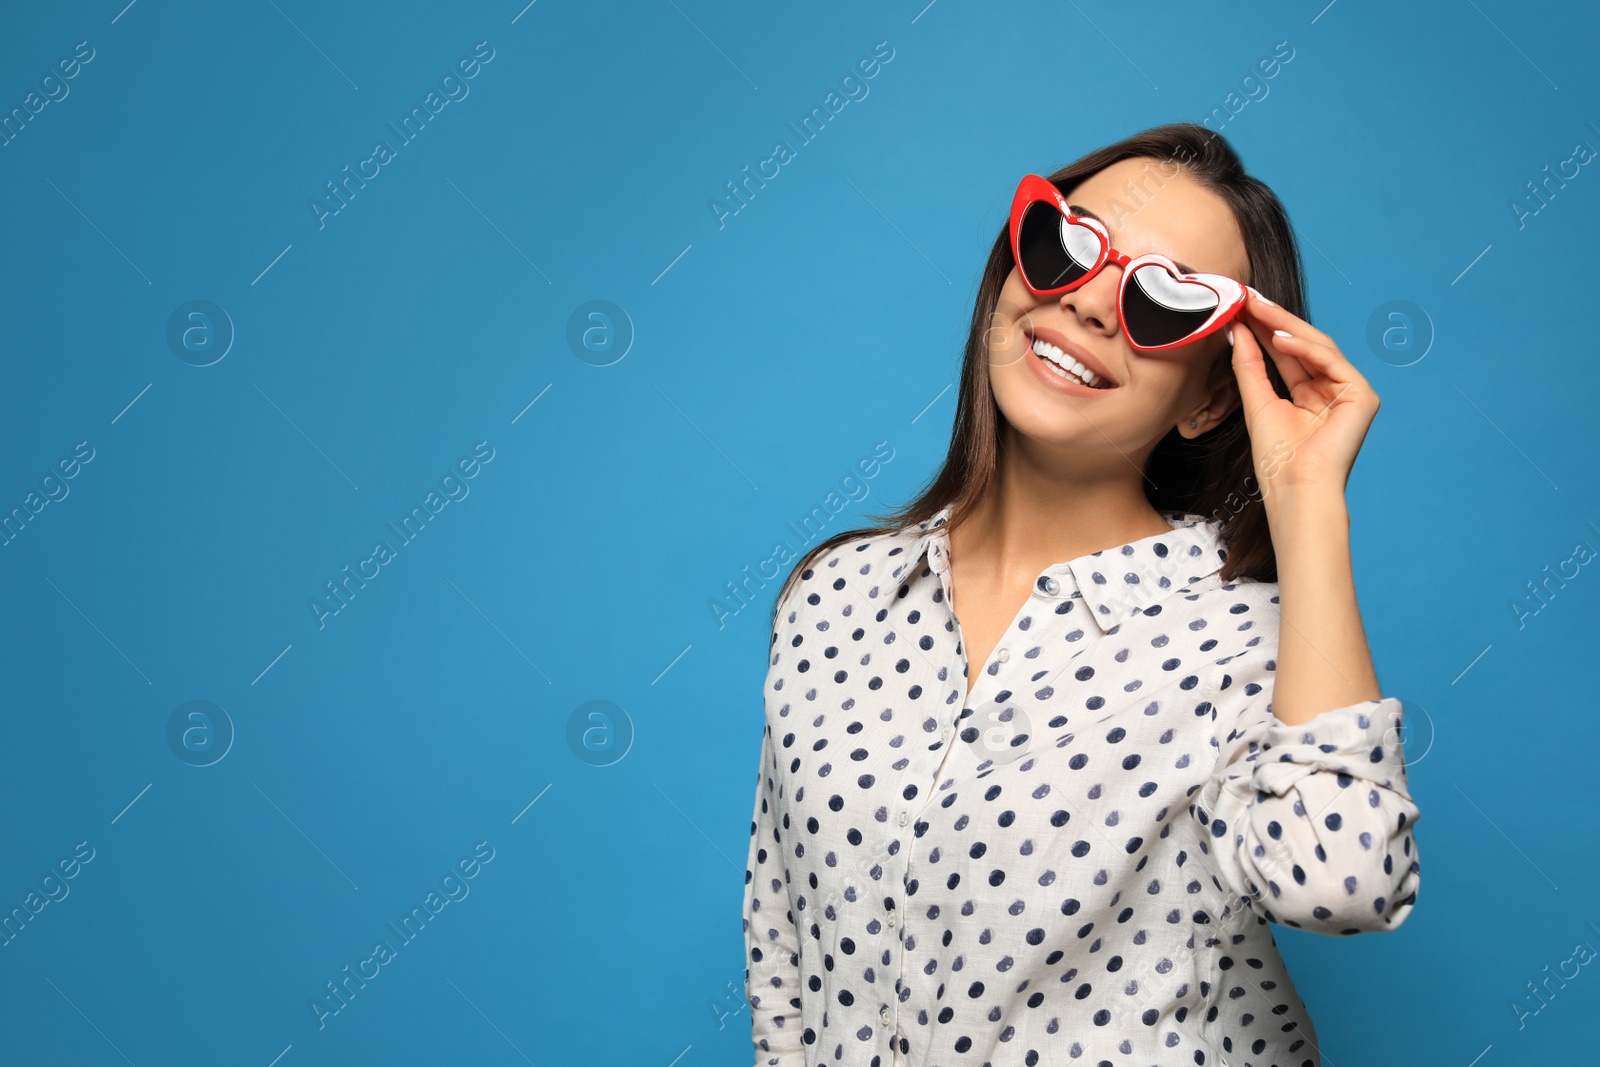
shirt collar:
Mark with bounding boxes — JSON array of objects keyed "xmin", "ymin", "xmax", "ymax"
[{"xmin": 890, "ymin": 503, "xmax": 1230, "ymax": 633}]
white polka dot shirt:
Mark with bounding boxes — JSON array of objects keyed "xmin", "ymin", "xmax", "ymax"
[{"xmin": 742, "ymin": 504, "xmax": 1422, "ymax": 1067}]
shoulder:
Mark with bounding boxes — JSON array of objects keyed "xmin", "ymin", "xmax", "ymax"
[
  {"xmin": 1174, "ymin": 566, "xmax": 1282, "ymax": 672},
  {"xmin": 772, "ymin": 524, "xmax": 921, "ymax": 635},
  {"xmin": 1187, "ymin": 574, "xmax": 1282, "ymax": 708}
]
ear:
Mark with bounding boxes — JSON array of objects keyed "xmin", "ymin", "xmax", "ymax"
[{"xmin": 1180, "ymin": 333, "xmax": 1243, "ymax": 437}]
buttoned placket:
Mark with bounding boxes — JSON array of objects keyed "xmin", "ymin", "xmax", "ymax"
[
  {"xmin": 933, "ymin": 531, "xmax": 1080, "ymax": 712},
  {"xmin": 825, "ymin": 511, "xmax": 1222, "ymax": 1062},
  {"xmin": 928, "ymin": 534, "xmax": 958, "ymax": 744},
  {"xmin": 881, "ymin": 522, "xmax": 963, "ymax": 1061},
  {"xmin": 882, "ymin": 526, "xmax": 1083, "ymax": 1062}
]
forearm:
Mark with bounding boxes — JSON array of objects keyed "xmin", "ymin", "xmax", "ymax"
[{"xmin": 1265, "ymin": 489, "xmax": 1382, "ymax": 726}]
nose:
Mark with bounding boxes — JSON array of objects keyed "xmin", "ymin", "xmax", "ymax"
[{"xmin": 1059, "ymin": 262, "xmax": 1124, "ymax": 338}]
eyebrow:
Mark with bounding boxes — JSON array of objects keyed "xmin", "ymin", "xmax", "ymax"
[{"xmin": 1068, "ymin": 203, "xmax": 1197, "ymax": 275}]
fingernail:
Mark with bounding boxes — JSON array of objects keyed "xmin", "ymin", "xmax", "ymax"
[
  {"xmin": 1249, "ymin": 286, "xmax": 1276, "ymax": 306},
  {"xmin": 1227, "ymin": 325, "xmax": 1236, "ymax": 346},
  {"xmin": 1273, "ymin": 329, "xmax": 1292, "ymax": 338}
]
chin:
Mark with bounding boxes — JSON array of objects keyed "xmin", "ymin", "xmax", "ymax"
[
  {"xmin": 989, "ymin": 361, "xmax": 1160, "ymax": 455},
  {"xmin": 992, "ymin": 371, "xmax": 1100, "ymax": 443}
]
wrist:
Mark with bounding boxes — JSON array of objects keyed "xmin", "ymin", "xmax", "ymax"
[
  {"xmin": 1264, "ymin": 488, "xmax": 1350, "ymax": 557},
  {"xmin": 1264, "ymin": 484, "xmax": 1348, "ymax": 524}
]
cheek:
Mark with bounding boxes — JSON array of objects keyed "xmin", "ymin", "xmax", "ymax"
[
  {"xmin": 992, "ymin": 277, "xmax": 1035, "ymax": 333},
  {"xmin": 984, "ymin": 302, "xmax": 1037, "ymax": 367},
  {"xmin": 1172, "ymin": 337, "xmax": 1233, "ymax": 397}
]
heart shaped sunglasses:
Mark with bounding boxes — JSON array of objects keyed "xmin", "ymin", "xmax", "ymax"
[{"xmin": 1008, "ymin": 173, "xmax": 1247, "ymax": 352}]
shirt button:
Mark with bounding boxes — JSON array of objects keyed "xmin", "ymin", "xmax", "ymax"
[
  {"xmin": 996, "ymin": 647, "xmax": 1010, "ymax": 662},
  {"xmin": 880, "ymin": 1006, "xmax": 892, "ymax": 1025},
  {"xmin": 898, "ymin": 810, "xmax": 910, "ymax": 826},
  {"xmin": 887, "ymin": 914, "xmax": 897, "ymax": 928},
  {"xmin": 1043, "ymin": 576, "xmax": 1060, "ymax": 595},
  {"xmin": 941, "ymin": 724, "xmax": 951, "ymax": 739}
]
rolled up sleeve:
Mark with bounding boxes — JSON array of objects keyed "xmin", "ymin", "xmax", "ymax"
[
  {"xmin": 1193, "ymin": 673, "xmax": 1422, "ymax": 936},
  {"xmin": 743, "ymin": 724, "xmax": 805, "ymax": 1066}
]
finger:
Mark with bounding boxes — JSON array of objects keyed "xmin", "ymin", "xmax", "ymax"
[
  {"xmin": 1262, "ymin": 329, "xmax": 1365, "ymax": 391},
  {"xmin": 1307, "ymin": 380, "xmax": 1362, "ymax": 425},
  {"xmin": 1243, "ymin": 320, "xmax": 1313, "ymax": 392},
  {"xmin": 1242, "ymin": 287, "xmax": 1335, "ymax": 348},
  {"xmin": 1228, "ymin": 321, "xmax": 1280, "ymax": 418}
]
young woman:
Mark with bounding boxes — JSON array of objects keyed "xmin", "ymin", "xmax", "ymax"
[{"xmin": 741, "ymin": 123, "xmax": 1422, "ymax": 1067}]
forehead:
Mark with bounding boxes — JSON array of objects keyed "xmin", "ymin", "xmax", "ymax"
[{"xmin": 1063, "ymin": 156, "xmax": 1249, "ymax": 283}]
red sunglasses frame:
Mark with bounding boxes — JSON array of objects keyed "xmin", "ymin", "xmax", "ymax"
[{"xmin": 1007, "ymin": 173, "xmax": 1247, "ymax": 353}]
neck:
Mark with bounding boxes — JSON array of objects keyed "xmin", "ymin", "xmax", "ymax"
[{"xmin": 951, "ymin": 429, "xmax": 1174, "ymax": 581}]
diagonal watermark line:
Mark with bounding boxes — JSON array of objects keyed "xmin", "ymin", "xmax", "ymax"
[
  {"xmin": 1451, "ymin": 243, "xmax": 1491, "ymax": 285},
  {"xmin": 444, "ymin": 178, "xmax": 552, "ymax": 283},
  {"xmin": 652, "ymin": 244, "xmax": 692, "ymax": 285},
  {"xmin": 44, "ymin": 978, "xmax": 138, "ymax": 1066},
  {"xmin": 912, "ymin": 383, "xmax": 952, "ymax": 424},
  {"xmin": 1310, "ymin": 0, "xmax": 1338, "ymax": 23},
  {"xmin": 265, "ymin": 1045, "xmax": 292, "ymax": 1067},
  {"xmin": 511, "ymin": 0, "xmax": 539, "ymax": 24},
  {"xmin": 251, "ymin": 383, "xmax": 360, "ymax": 490},
  {"xmin": 252, "ymin": 243, "xmax": 292, "ymax": 285},
  {"xmin": 45, "ymin": 177, "xmax": 151, "ymax": 285},
  {"xmin": 911, "ymin": 0, "xmax": 939, "ymax": 23},
  {"xmin": 662, "ymin": 0, "xmax": 757, "ymax": 89},
  {"xmin": 1463, "ymin": 0, "xmax": 1558, "ymax": 90},
  {"xmin": 264, "ymin": 0, "xmax": 359, "ymax": 89},
  {"xmin": 1451, "ymin": 643, "xmax": 1491, "ymax": 684},
  {"xmin": 1451, "ymin": 381, "xmax": 1557, "ymax": 489},
  {"xmin": 112, "ymin": 383, "xmax": 151, "ymax": 424},
  {"xmin": 845, "ymin": 177, "xmax": 951, "ymax": 284},
  {"xmin": 251, "ymin": 644, "xmax": 293, "ymax": 685},
  {"xmin": 253, "ymin": 782, "xmax": 360, "ymax": 889},
  {"xmin": 1288, "ymin": 221, "xmax": 1350, "ymax": 284},
  {"xmin": 511, "ymin": 384, "xmax": 552, "ymax": 424},
  {"xmin": 511, "ymin": 783, "xmax": 551, "ymax": 824},
  {"xmin": 651, "ymin": 644, "xmax": 692, "ymax": 685},
  {"xmin": 44, "ymin": 577, "xmax": 152, "ymax": 684},
  {"xmin": 112, "ymin": 783, "xmax": 151, "ymax": 824},
  {"xmin": 111, "ymin": 0, "xmax": 139, "ymax": 24},
  {"xmin": 446, "ymin": 578, "xmax": 552, "ymax": 682},
  {"xmin": 445, "ymin": 978, "xmax": 537, "ymax": 1064},
  {"xmin": 651, "ymin": 780, "xmax": 742, "ymax": 871},
  {"xmin": 652, "ymin": 381, "xmax": 759, "ymax": 488},
  {"xmin": 1452, "ymin": 779, "xmax": 1558, "ymax": 890}
]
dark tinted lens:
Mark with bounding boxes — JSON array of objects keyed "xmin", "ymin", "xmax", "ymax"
[
  {"xmin": 1123, "ymin": 265, "xmax": 1219, "ymax": 347},
  {"xmin": 1017, "ymin": 202, "xmax": 1098, "ymax": 291}
]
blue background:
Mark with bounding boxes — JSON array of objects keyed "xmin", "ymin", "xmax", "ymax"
[{"xmin": 2, "ymin": 0, "xmax": 1596, "ymax": 1063}]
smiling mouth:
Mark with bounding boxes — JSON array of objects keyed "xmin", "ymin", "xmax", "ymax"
[{"xmin": 1027, "ymin": 334, "xmax": 1116, "ymax": 389}]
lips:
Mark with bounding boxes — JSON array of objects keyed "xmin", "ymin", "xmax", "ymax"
[{"xmin": 1025, "ymin": 326, "xmax": 1120, "ymax": 389}]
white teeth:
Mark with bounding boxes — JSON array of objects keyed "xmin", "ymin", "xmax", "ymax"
[{"xmin": 1030, "ymin": 337, "xmax": 1108, "ymax": 388}]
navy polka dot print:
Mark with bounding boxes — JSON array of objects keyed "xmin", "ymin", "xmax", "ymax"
[{"xmin": 742, "ymin": 504, "xmax": 1422, "ymax": 1066}]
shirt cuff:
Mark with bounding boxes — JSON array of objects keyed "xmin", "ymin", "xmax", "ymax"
[{"xmin": 1198, "ymin": 696, "xmax": 1422, "ymax": 935}]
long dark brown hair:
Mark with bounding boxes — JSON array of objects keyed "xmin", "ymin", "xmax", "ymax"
[{"xmin": 772, "ymin": 122, "xmax": 1302, "ymax": 631}]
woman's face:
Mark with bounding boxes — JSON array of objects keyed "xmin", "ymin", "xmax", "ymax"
[{"xmin": 988, "ymin": 156, "xmax": 1253, "ymax": 461}]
